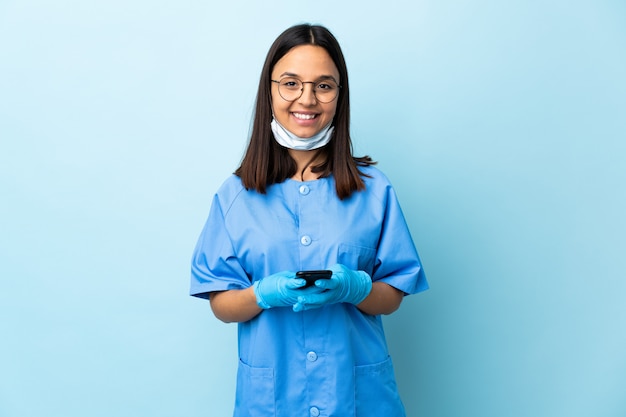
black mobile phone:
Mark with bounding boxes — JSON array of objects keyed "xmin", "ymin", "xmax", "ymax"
[{"xmin": 296, "ymin": 270, "xmax": 332, "ymax": 288}]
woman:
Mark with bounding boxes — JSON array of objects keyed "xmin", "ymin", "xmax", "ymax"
[{"xmin": 191, "ymin": 23, "xmax": 428, "ymax": 417}]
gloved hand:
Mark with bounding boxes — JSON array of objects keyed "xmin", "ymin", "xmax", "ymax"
[
  {"xmin": 253, "ymin": 270, "xmax": 323, "ymax": 310},
  {"xmin": 293, "ymin": 264, "xmax": 372, "ymax": 312}
]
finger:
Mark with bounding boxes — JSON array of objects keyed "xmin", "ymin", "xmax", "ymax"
[
  {"xmin": 315, "ymin": 279, "xmax": 339, "ymax": 290},
  {"xmin": 293, "ymin": 295, "xmax": 310, "ymax": 312},
  {"xmin": 298, "ymin": 285, "xmax": 327, "ymax": 295},
  {"xmin": 285, "ymin": 278, "xmax": 307, "ymax": 289},
  {"xmin": 293, "ymin": 300, "xmax": 324, "ymax": 311},
  {"xmin": 298, "ymin": 292, "xmax": 333, "ymax": 306}
]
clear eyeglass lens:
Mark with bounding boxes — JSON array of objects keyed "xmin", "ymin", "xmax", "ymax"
[{"xmin": 277, "ymin": 78, "xmax": 338, "ymax": 103}]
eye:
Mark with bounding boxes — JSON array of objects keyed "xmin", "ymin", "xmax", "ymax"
[
  {"xmin": 316, "ymin": 81, "xmax": 337, "ymax": 91},
  {"xmin": 280, "ymin": 78, "xmax": 301, "ymax": 90}
]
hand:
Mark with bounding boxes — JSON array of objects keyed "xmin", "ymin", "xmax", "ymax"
[
  {"xmin": 253, "ymin": 270, "xmax": 323, "ymax": 310},
  {"xmin": 293, "ymin": 264, "xmax": 372, "ymax": 311}
]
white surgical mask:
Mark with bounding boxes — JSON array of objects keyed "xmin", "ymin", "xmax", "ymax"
[{"xmin": 271, "ymin": 118, "xmax": 334, "ymax": 151}]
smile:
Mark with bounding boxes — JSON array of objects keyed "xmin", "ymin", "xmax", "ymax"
[{"xmin": 292, "ymin": 112, "xmax": 318, "ymax": 120}]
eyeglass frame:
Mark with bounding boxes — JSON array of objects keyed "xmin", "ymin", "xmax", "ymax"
[{"xmin": 270, "ymin": 76, "xmax": 342, "ymax": 103}]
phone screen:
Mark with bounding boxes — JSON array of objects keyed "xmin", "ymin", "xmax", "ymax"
[{"xmin": 296, "ymin": 270, "xmax": 332, "ymax": 288}]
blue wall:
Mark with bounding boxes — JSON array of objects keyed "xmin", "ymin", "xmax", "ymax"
[{"xmin": 1, "ymin": 1, "xmax": 624, "ymax": 416}]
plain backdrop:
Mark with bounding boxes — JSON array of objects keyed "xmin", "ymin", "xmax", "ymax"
[{"xmin": 1, "ymin": 1, "xmax": 625, "ymax": 416}]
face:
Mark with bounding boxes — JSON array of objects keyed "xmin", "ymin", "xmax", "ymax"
[{"xmin": 271, "ymin": 45, "xmax": 340, "ymax": 138}]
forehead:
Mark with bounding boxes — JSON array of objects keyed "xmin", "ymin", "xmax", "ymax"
[{"xmin": 272, "ymin": 45, "xmax": 339, "ymax": 80}]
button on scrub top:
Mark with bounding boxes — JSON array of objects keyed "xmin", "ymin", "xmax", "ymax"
[{"xmin": 191, "ymin": 165, "xmax": 428, "ymax": 417}]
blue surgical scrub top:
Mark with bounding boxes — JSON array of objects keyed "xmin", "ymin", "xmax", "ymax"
[{"xmin": 191, "ymin": 165, "xmax": 428, "ymax": 417}]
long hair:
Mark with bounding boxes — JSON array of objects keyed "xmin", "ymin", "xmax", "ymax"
[{"xmin": 235, "ymin": 24, "xmax": 375, "ymax": 200}]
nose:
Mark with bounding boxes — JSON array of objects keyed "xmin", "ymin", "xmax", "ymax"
[{"xmin": 297, "ymin": 82, "xmax": 317, "ymax": 105}]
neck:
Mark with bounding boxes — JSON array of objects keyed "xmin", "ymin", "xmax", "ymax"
[{"xmin": 289, "ymin": 149, "xmax": 325, "ymax": 181}]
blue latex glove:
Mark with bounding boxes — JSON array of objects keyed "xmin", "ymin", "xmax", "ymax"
[
  {"xmin": 253, "ymin": 270, "xmax": 323, "ymax": 310},
  {"xmin": 293, "ymin": 264, "xmax": 372, "ymax": 311}
]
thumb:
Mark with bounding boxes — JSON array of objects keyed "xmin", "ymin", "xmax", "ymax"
[
  {"xmin": 315, "ymin": 279, "xmax": 338, "ymax": 290},
  {"xmin": 285, "ymin": 278, "xmax": 306, "ymax": 289}
]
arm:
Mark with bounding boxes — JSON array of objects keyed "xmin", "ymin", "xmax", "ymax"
[
  {"xmin": 209, "ymin": 287, "xmax": 262, "ymax": 323},
  {"xmin": 356, "ymin": 281, "xmax": 404, "ymax": 315},
  {"xmin": 209, "ymin": 271, "xmax": 325, "ymax": 323},
  {"xmin": 210, "ymin": 279, "xmax": 403, "ymax": 321}
]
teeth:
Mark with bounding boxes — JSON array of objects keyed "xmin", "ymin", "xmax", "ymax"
[{"xmin": 293, "ymin": 113, "xmax": 316, "ymax": 120}]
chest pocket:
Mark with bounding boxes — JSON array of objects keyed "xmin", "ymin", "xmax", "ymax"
[{"xmin": 337, "ymin": 243, "xmax": 376, "ymax": 276}]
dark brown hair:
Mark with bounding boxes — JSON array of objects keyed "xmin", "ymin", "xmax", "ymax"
[{"xmin": 234, "ymin": 23, "xmax": 375, "ymax": 200}]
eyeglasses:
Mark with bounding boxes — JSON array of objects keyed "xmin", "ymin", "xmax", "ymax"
[{"xmin": 271, "ymin": 77, "xmax": 341, "ymax": 103}]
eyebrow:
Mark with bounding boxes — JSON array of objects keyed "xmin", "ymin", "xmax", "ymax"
[{"xmin": 279, "ymin": 72, "xmax": 339, "ymax": 83}]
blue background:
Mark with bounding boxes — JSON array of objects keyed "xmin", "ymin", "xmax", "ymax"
[{"xmin": 1, "ymin": 1, "xmax": 625, "ymax": 416}]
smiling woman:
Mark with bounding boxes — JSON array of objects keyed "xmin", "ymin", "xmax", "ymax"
[
  {"xmin": 234, "ymin": 24, "xmax": 377, "ymax": 198},
  {"xmin": 270, "ymin": 44, "xmax": 339, "ymax": 138},
  {"xmin": 190, "ymin": 23, "xmax": 428, "ymax": 417}
]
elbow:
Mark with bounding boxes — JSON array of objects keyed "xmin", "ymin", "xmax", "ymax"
[
  {"xmin": 213, "ymin": 311, "xmax": 237, "ymax": 323},
  {"xmin": 381, "ymin": 302, "xmax": 402, "ymax": 316},
  {"xmin": 209, "ymin": 293, "xmax": 234, "ymax": 323},
  {"xmin": 209, "ymin": 293, "xmax": 261, "ymax": 323},
  {"xmin": 357, "ymin": 283, "xmax": 404, "ymax": 316},
  {"xmin": 376, "ymin": 298, "xmax": 402, "ymax": 316},
  {"xmin": 209, "ymin": 301, "xmax": 239, "ymax": 323}
]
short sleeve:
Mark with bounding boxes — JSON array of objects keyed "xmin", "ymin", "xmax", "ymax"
[
  {"xmin": 372, "ymin": 184, "xmax": 428, "ymax": 295},
  {"xmin": 190, "ymin": 193, "xmax": 251, "ymax": 299}
]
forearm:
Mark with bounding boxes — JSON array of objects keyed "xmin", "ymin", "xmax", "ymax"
[
  {"xmin": 356, "ymin": 281, "xmax": 404, "ymax": 315},
  {"xmin": 209, "ymin": 287, "xmax": 262, "ymax": 323},
  {"xmin": 209, "ymin": 281, "xmax": 403, "ymax": 321}
]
